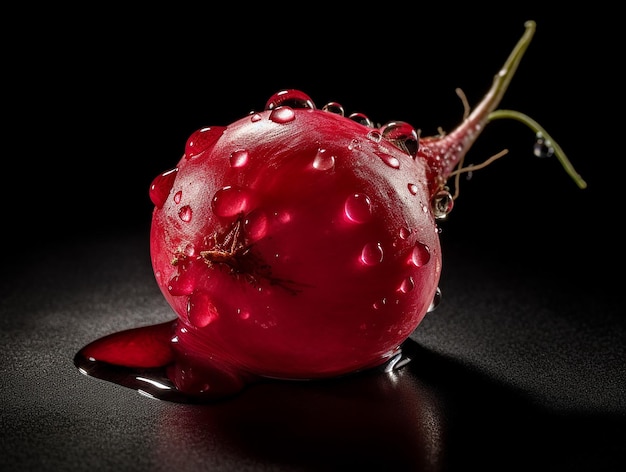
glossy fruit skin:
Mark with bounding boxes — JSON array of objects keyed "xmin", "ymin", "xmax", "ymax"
[
  {"xmin": 77, "ymin": 22, "xmax": 577, "ymax": 401},
  {"xmin": 150, "ymin": 105, "xmax": 442, "ymax": 380}
]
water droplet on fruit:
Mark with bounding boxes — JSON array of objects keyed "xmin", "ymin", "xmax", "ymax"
[
  {"xmin": 229, "ymin": 149, "xmax": 249, "ymax": 167},
  {"xmin": 344, "ymin": 193, "xmax": 372, "ymax": 223},
  {"xmin": 265, "ymin": 89, "xmax": 316, "ymax": 110},
  {"xmin": 367, "ymin": 130, "xmax": 382, "ymax": 143},
  {"xmin": 408, "ymin": 183, "xmax": 419, "ymax": 195},
  {"xmin": 174, "ymin": 191, "xmax": 182, "ymax": 204},
  {"xmin": 398, "ymin": 276, "xmax": 415, "ymax": 293},
  {"xmin": 399, "ymin": 227, "xmax": 411, "ymax": 239},
  {"xmin": 250, "ymin": 113, "xmax": 262, "ymax": 122},
  {"xmin": 187, "ymin": 291, "xmax": 218, "ymax": 328},
  {"xmin": 431, "ymin": 189, "xmax": 454, "ymax": 219},
  {"xmin": 349, "ymin": 112, "xmax": 373, "ymax": 127},
  {"xmin": 212, "ymin": 186, "xmax": 251, "ymax": 217},
  {"xmin": 312, "ymin": 148, "xmax": 335, "ymax": 171},
  {"xmin": 244, "ymin": 209, "xmax": 268, "ymax": 243},
  {"xmin": 322, "ymin": 101, "xmax": 344, "ymax": 116},
  {"xmin": 380, "ymin": 121, "xmax": 419, "ymax": 158},
  {"xmin": 348, "ymin": 139, "xmax": 361, "ymax": 151},
  {"xmin": 533, "ymin": 132, "xmax": 554, "ymax": 158},
  {"xmin": 149, "ymin": 168, "xmax": 178, "ymax": 208},
  {"xmin": 269, "ymin": 106, "xmax": 296, "ymax": 123},
  {"xmin": 168, "ymin": 273, "xmax": 195, "ymax": 296},
  {"xmin": 373, "ymin": 298, "xmax": 387, "ymax": 310},
  {"xmin": 185, "ymin": 126, "xmax": 226, "ymax": 159},
  {"xmin": 410, "ymin": 242, "xmax": 431, "ymax": 267},
  {"xmin": 376, "ymin": 151, "xmax": 400, "ymax": 169},
  {"xmin": 427, "ymin": 287, "xmax": 442, "ymax": 312},
  {"xmin": 178, "ymin": 205, "xmax": 193, "ymax": 222},
  {"xmin": 360, "ymin": 242, "xmax": 383, "ymax": 265}
]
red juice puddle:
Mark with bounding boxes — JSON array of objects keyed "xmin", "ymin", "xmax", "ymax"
[
  {"xmin": 74, "ymin": 320, "xmax": 256, "ymax": 403},
  {"xmin": 74, "ymin": 320, "xmax": 415, "ymax": 404}
]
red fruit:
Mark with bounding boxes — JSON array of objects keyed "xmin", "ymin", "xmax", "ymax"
[
  {"xmin": 75, "ymin": 21, "xmax": 586, "ymax": 402},
  {"xmin": 151, "ymin": 102, "xmax": 442, "ymax": 380}
]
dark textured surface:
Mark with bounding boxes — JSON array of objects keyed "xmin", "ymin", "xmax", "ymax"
[
  {"xmin": 2, "ymin": 229, "xmax": 624, "ymax": 471},
  {"xmin": 3, "ymin": 6, "xmax": 624, "ymax": 472}
]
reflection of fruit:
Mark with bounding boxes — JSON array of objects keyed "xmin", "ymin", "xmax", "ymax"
[{"xmin": 76, "ymin": 21, "xmax": 585, "ymax": 401}]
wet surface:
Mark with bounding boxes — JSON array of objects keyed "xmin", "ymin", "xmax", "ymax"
[{"xmin": 2, "ymin": 230, "xmax": 624, "ymax": 471}]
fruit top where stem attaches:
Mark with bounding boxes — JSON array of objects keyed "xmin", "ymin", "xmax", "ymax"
[{"xmin": 75, "ymin": 20, "xmax": 586, "ymax": 402}]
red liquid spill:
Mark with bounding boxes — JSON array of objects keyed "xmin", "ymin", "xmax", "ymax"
[
  {"xmin": 74, "ymin": 320, "xmax": 255, "ymax": 403},
  {"xmin": 74, "ymin": 320, "xmax": 413, "ymax": 403}
]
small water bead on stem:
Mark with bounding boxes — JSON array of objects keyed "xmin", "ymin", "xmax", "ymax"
[
  {"xmin": 485, "ymin": 109, "xmax": 586, "ymax": 188},
  {"xmin": 432, "ymin": 22, "xmax": 585, "ymax": 194},
  {"xmin": 533, "ymin": 133, "xmax": 554, "ymax": 158},
  {"xmin": 418, "ymin": 21, "xmax": 540, "ymax": 194}
]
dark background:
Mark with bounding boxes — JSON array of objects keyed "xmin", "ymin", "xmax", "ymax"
[
  {"xmin": 7, "ymin": 7, "xmax": 620, "ymax": 252},
  {"xmin": 3, "ymin": 5, "xmax": 625, "ymax": 472}
]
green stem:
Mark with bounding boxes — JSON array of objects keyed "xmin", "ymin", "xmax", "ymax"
[
  {"xmin": 437, "ymin": 20, "xmax": 536, "ymax": 182},
  {"xmin": 487, "ymin": 109, "xmax": 587, "ymax": 189}
]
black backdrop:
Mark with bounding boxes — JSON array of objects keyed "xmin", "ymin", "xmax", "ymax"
[
  {"xmin": 8, "ymin": 7, "xmax": 619, "ymax": 251},
  {"xmin": 3, "ymin": 5, "xmax": 625, "ymax": 471}
]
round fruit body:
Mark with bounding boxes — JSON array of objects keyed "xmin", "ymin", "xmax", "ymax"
[{"xmin": 149, "ymin": 106, "xmax": 442, "ymax": 380}]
